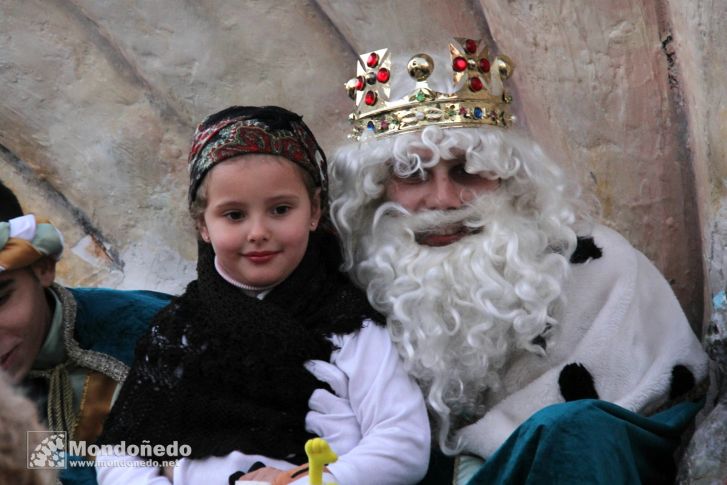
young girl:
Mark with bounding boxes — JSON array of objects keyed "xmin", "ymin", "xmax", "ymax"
[{"xmin": 96, "ymin": 106, "xmax": 429, "ymax": 485}]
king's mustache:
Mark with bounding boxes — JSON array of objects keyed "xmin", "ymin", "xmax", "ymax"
[{"xmin": 376, "ymin": 205, "xmax": 486, "ymax": 236}]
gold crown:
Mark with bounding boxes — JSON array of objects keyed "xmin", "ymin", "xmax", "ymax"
[{"xmin": 345, "ymin": 38, "xmax": 515, "ymax": 140}]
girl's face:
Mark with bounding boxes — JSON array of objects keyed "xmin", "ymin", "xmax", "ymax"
[{"xmin": 199, "ymin": 155, "xmax": 321, "ymax": 288}]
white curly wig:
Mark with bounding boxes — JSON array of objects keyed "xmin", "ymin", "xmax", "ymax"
[{"xmin": 330, "ymin": 124, "xmax": 591, "ymax": 453}]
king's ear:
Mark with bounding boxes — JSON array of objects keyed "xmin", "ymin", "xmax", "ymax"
[{"xmin": 29, "ymin": 257, "xmax": 57, "ymax": 288}]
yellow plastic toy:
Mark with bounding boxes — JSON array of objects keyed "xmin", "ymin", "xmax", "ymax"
[{"xmin": 305, "ymin": 437, "xmax": 338, "ymax": 485}]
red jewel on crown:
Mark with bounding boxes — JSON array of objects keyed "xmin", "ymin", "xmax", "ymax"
[
  {"xmin": 364, "ymin": 91, "xmax": 378, "ymax": 106},
  {"xmin": 478, "ymin": 58, "xmax": 491, "ymax": 73},
  {"xmin": 464, "ymin": 39, "xmax": 478, "ymax": 54},
  {"xmin": 367, "ymin": 52, "xmax": 380, "ymax": 68},
  {"xmin": 452, "ymin": 56, "xmax": 468, "ymax": 72},
  {"xmin": 376, "ymin": 68, "xmax": 390, "ymax": 83},
  {"xmin": 469, "ymin": 77, "xmax": 484, "ymax": 92}
]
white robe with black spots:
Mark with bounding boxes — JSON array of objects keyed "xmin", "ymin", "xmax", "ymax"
[{"xmin": 458, "ymin": 223, "xmax": 709, "ymax": 458}]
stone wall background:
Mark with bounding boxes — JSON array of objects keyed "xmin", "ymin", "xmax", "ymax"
[{"xmin": 2, "ymin": 0, "xmax": 726, "ymax": 480}]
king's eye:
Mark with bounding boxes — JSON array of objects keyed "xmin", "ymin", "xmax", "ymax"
[
  {"xmin": 392, "ymin": 169, "xmax": 428, "ymax": 185},
  {"xmin": 450, "ymin": 164, "xmax": 475, "ymax": 181},
  {"xmin": 450, "ymin": 164, "xmax": 497, "ymax": 186}
]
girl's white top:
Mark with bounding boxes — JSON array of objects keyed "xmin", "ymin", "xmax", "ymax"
[{"xmin": 96, "ymin": 316, "xmax": 430, "ymax": 484}]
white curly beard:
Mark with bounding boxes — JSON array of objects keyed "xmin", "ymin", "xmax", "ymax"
[{"xmin": 354, "ymin": 192, "xmax": 573, "ymax": 452}]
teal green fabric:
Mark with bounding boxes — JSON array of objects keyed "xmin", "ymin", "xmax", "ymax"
[
  {"xmin": 33, "ymin": 222, "xmax": 64, "ymax": 257},
  {"xmin": 69, "ymin": 287, "xmax": 172, "ymax": 366},
  {"xmin": 31, "ymin": 288, "xmax": 170, "ymax": 426},
  {"xmin": 60, "ymin": 456, "xmax": 97, "ymax": 485},
  {"xmin": 60, "ymin": 287, "xmax": 171, "ymax": 485},
  {"xmin": 465, "ymin": 399, "xmax": 703, "ymax": 485},
  {"xmin": 34, "ymin": 289, "xmax": 66, "ymax": 369},
  {"xmin": 0, "ymin": 221, "xmax": 9, "ymax": 248},
  {"xmin": 0, "ymin": 219, "xmax": 63, "ymax": 257},
  {"xmin": 32, "ymin": 290, "xmax": 86, "ymax": 417}
]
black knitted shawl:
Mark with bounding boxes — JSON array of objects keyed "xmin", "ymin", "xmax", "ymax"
[{"xmin": 98, "ymin": 231, "xmax": 382, "ymax": 464}]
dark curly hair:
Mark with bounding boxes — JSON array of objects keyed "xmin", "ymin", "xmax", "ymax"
[{"xmin": 0, "ymin": 180, "xmax": 23, "ymax": 222}]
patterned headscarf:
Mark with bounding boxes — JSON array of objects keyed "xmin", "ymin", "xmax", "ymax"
[
  {"xmin": 187, "ymin": 106, "xmax": 328, "ymax": 210},
  {"xmin": 0, "ymin": 215, "xmax": 64, "ymax": 272}
]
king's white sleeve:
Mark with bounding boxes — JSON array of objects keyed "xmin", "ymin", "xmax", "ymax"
[{"xmin": 321, "ymin": 320, "xmax": 430, "ymax": 485}]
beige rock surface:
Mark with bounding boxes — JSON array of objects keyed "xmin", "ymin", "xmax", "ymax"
[
  {"xmin": 479, "ymin": 0, "xmax": 702, "ymax": 326},
  {"xmin": 2, "ymin": 0, "xmax": 726, "ymax": 479},
  {"xmin": 0, "ymin": 0, "xmax": 717, "ymax": 329}
]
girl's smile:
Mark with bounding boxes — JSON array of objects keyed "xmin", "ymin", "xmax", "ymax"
[{"xmin": 243, "ymin": 250, "xmax": 282, "ymax": 264}]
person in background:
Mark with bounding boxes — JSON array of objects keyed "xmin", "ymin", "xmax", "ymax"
[{"xmin": 0, "ymin": 180, "xmax": 172, "ymax": 484}]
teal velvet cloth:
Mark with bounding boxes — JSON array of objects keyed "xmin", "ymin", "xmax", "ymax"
[
  {"xmin": 465, "ymin": 399, "xmax": 703, "ymax": 485},
  {"xmin": 60, "ymin": 287, "xmax": 172, "ymax": 485},
  {"xmin": 59, "ymin": 457, "xmax": 97, "ymax": 485},
  {"xmin": 69, "ymin": 287, "xmax": 172, "ymax": 366}
]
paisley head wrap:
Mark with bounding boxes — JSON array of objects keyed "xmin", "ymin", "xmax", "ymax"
[
  {"xmin": 0, "ymin": 215, "xmax": 64, "ymax": 272},
  {"xmin": 187, "ymin": 106, "xmax": 328, "ymax": 210}
]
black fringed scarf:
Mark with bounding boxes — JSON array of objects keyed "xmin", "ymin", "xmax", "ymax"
[{"xmin": 98, "ymin": 231, "xmax": 382, "ymax": 464}]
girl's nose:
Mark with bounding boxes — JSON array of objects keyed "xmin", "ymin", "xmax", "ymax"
[{"xmin": 247, "ymin": 217, "xmax": 270, "ymax": 243}]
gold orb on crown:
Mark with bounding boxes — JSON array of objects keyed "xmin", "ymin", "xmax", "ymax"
[{"xmin": 407, "ymin": 54, "xmax": 434, "ymax": 81}]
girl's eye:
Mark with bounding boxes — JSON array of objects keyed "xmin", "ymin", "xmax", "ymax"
[
  {"xmin": 224, "ymin": 211, "xmax": 244, "ymax": 221},
  {"xmin": 272, "ymin": 205, "xmax": 291, "ymax": 215}
]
